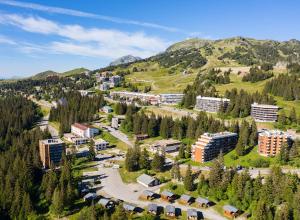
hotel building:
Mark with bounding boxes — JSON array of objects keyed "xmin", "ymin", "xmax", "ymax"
[
  {"xmin": 159, "ymin": 93, "xmax": 184, "ymax": 105},
  {"xmin": 71, "ymin": 123, "xmax": 99, "ymax": 138},
  {"xmin": 195, "ymin": 96, "xmax": 230, "ymax": 113},
  {"xmin": 258, "ymin": 130, "xmax": 292, "ymax": 156},
  {"xmin": 251, "ymin": 102, "xmax": 279, "ymax": 122},
  {"xmin": 39, "ymin": 139, "xmax": 66, "ymax": 168},
  {"xmin": 192, "ymin": 132, "xmax": 238, "ymax": 162}
]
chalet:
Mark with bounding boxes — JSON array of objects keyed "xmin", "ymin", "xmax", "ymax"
[
  {"xmin": 179, "ymin": 194, "xmax": 193, "ymax": 205},
  {"xmin": 123, "ymin": 203, "xmax": 137, "ymax": 213},
  {"xmin": 139, "ymin": 190, "xmax": 156, "ymax": 200},
  {"xmin": 98, "ymin": 198, "xmax": 114, "ymax": 209},
  {"xmin": 223, "ymin": 205, "xmax": 239, "ymax": 218},
  {"xmin": 187, "ymin": 209, "xmax": 198, "ymax": 220},
  {"xmin": 71, "ymin": 123, "xmax": 99, "ymax": 138},
  {"xmin": 195, "ymin": 197, "xmax": 211, "ymax": 208},
  {"xmin": 147, "ymin": 203, "xmax": 158, "ymax": 215},
  {"xmin": 137, "ymin": 174, "xmax": 160, "ymax": 187},
  {"xmin": 83, "ymin": 192, "xmax": 98, "ymax": 202},
  {"xmin": 161, "ymin": 190, "xmax": 176, "ymax": 202},
  {"xmin": 165, "ymin": 205, "xmax": 176, "ymax": 218}
]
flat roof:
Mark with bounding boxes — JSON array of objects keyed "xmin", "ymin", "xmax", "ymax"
[
  {"xmin": 259, "ymin": 129, "xmax": 291, "ymax": 137},
  {"xmin": 202, "ymin": 132, "xmax": 237, "ymax": 139},
  {"xmin": 251, "ymin": 102, "xmax": 278, "ymax": 109},
  {"xmin": 153, "ymin": 139, "xmax": 181, "ymax": 146},
  {"xmin": 72, "ymin": 123, "xmax": 89, "ymax": 130},
  {"xmin": 196, "ymin": 96, "xmax": 230, "ymax": 102},
  {"xmin": 40, "ymin": 139, "xmax": 64, "ymax": 145}
]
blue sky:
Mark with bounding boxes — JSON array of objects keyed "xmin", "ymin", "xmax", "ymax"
[{"xmin": 0, "ymin": 0, "xmax": 299, "ymax": 78}]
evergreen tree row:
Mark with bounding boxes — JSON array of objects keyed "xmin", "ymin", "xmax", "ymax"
[
  {"xmin": 242, "ymin": 67, "xmax": 273, "ymax": 83},
  {"xmin": 197, "ymin": 155, "xmax": 300, "ymax": 219},
  {"xmin": 222, "ymin": 89, "xmax": 275, "ymax": 118},
  {"xmin": 264, "ymin": 74, "xmax": 300, "ymax": 101},
  {"xmin": 49, "ymin": 92, "xmax": 106, "ymax": 135}
]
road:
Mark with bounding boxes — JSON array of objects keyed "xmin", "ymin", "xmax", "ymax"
[
  {"xmin": 96, "ymin": 167, "xmax": 227, "ymax": 220},
  {"xmin": 93, "ymin": 122, "xmax": 134, "ymax": 147}
]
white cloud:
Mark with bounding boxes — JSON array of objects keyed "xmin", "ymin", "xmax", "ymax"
[
  {"xmin": 0, "ymin": 13, "xmax": 171, "ymax": 59},
  {"xmin": 0, "ymin": 35, "xmax": 16, "ymax": 45},
  {"xmin": 0, "ymin": 0, "xmax": 183, "ymax": 33}
]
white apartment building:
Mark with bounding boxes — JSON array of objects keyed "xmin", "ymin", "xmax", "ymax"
[
  {"xmin": 94, "ymin": 138, "xmax": 109, "ymax": 151},
  {"xmin": 110, "ymin": 91, "xmax": 160, "ymax": 105},
  {"xmin": 160, "ymin": 93, "xmax": 184, "ymax": 105},
  {"xmin": 251, "ymin": 102, "xmax": 279, "ymax": 122},
  {"xmin": 71, "ymin": 123, "xmax": 99, "ymax": 138},
  {"xmin": 195, "ymin": 96, "xmax": 230, "ymax": 113}
]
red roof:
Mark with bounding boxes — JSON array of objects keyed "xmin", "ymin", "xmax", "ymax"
[{"xmin": 72, "ymin": 123, "xmax": 89, "ymax": 130}]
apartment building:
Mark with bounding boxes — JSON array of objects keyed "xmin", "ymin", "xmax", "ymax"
[
  {"xmin": 94, "ymin": 138, "xmax": 109, "ymax": 151},
  {"xmin": 251, "ymin": 102, "xmax": 279, "ymax": 122},
  {"xmin": 64, "ymin": 133, "xmax": 89, "ymax": 145},
  {"xmin": 39, "ymin": 139, "xmax": 66, "ymax": 168},
  {"xmin": 71, "ymin": 123, "xmax": 99, "ymax": 138},
  {"xmin": 160, "ymin": 93, "xmax": 184, "ymax": 105},
  {"xmin": 195, "ymin": 96, "xmax": 230, "ymax": 113},
  {"xmin": 110, "ymin": 91, "xmax": 160, "ymax": 105},
  {"xmin": 192, "ymin": 132, "xmax": 238, "ymax": 162},
  {"xmin": 258, "ymin": 130, "xmax": 292, "ymax": 156}
]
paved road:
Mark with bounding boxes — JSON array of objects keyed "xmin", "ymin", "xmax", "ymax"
[
  {"xmin": 94, "ymin": 122, "xmax": 134, "ymax": 147},
  {"xmin": 97, "ymin": 167, "xmax": 227, "ymax": 220}
]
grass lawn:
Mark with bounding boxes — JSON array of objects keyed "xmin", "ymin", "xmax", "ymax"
[
  {"xmin": 72, "ymin": 157, "xmax": 98, "ymax": 178},
  {"xmin": 100, "ymin": 131, "xmax": 130, "ymax": 151},
  {"xmin": 118, "ymin": 167, "xmax": 144, "ymax": 183},
  {"xmin": 39, "ymin": 105, "xmax": 50, "ymax": 116},
  {"xmin": 124, "ymin": 62, "xmax": 198, "ymax": 94}
]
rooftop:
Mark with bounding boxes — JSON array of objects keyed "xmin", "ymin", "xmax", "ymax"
[
  {"xmin": 196, "ymin": 197, "xmax": 210, "ymax": 204},
  {"xmin": 161, "ymin": 190, "xmax": 174, "ymax": 197},
  {"xmin": 202, "ymin": 132, "xmax": 237, "ymax": 139},
  {"xmin": 72, "ymin": 123, "xmax": 89, "ymax": 130},
  {"xmin": 196, "ymin": 96, "xmax": 230, "ymax": 102},
  {"xmin": 251, "ymin": 102, "xmax": 279, "ymax": 109},
  {"xmin": 180, "ymin": 194, "xmax": 192, "ymax": 201},
  {"xmin": 259, "ymin": 129, "xmax": 291, "ymax": 137},
  {"xmin": 187, "ymin": 209, "xmax": 197, "ymax": 217},
  {"xmin": 142, "ymin": 190, "xmax": 155, "ymax": 197},
  {"xmin": 223, "ymin": 205, "xmax": 238, "ymax": 213},
  {"xmin": 40, "ymin": 139, "xmax": 64, "ymax": 145},
  {"xmin": 148, "ymin": 203, "xmax": 158, "ymax": 212},
  {"xmin": 94, "ymin": 138, "xmax": 109, "ymax": 144},
  {"xmin": 137, "ymin": 174, "xmax": 156, "ymax": 185},
  {"xmin": 165, "ymin": 205, "xmax": 175, "ymax": 213},
  {"xmin": 152, "ymin": 139, "xmax": 181, "ymax": 146}
]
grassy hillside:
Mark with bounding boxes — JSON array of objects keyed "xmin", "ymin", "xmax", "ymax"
[
  {"xmin": 62, "ymin": 67, "xmax": 89, "ymax": 77},
  {"xmin": 31, "ymin": 70, "xmax": 59, "ymax": 79}
]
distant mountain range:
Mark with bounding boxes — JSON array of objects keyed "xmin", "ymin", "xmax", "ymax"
[{"xmin": 109, "ymin": 55, "xmax": 142, "ymax": 66}]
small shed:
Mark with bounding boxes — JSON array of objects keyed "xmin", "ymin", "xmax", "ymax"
[
  {"xmin": 98, "ymin": 198, "xmax": 114, "ymax": 209},
  {"xmin": 137, "ymin": 174, "xmax": 160, "ymax": 187},
  {"xmin": 179, "ymin": 194, "xmax": 193, "ymax": 205},
  {"xmin": 161, "ymin": 190, "xmax": 176, "ymax": 202},
  {"xmin": 195, "ymin": 197, "xmax": 211, "ymax": 208},
  {"xmin": 147, "ymin": 203, "xmax": 158, "ymax": 215},
  {"xmin": 223, "ymin": 205, "xmax": 239, "ymax": 218},
  {"xmin": 187, "ymin": 209, "xmax": 198, "ymax": 220},
  {"xmin": 139, "ymin": 190, "xmax": 156, "ymax": 200},
  {"xmin": 83, "ymin": 192, "xmax": 98, "ymax": 202},
  {"xmin": 165, "ymin": 205, "xmax": 176, "ymax": 218},
  {"xmin": 123, "ymin": 203, "xmax": 137, "ymax": 213}
]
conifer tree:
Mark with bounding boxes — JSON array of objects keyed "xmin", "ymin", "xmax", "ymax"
[{"xmin": 184, "ymin": 165, "xmax": 194, "ymax": 191}]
